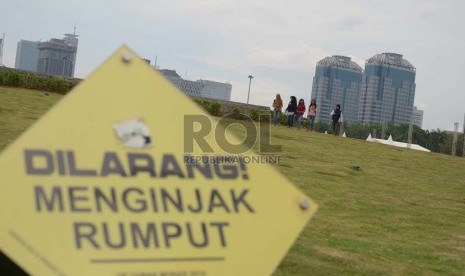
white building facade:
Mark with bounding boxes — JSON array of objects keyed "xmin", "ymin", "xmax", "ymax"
[{"xmin": 158, "ymin": 69, "xmax": 232, "ymax": 101}]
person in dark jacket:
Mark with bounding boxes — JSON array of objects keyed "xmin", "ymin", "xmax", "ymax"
[
  {"xmin": 285, "ymin": 96, "xmax": 297, "ymax": 128},
  {"xmin": 330, "ymin": 104, "xmax": 343, "ymax": 135}
]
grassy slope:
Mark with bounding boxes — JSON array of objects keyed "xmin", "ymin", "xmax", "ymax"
[
  {"xmin": 1, "ymin": 87, "xmax": 465, "ymax": 275},
  {"xmin": 229, "ymin": 117, "xmax": 465, "ymax": 275},
  {"xmin": 0, "ymin": 87, "xmax": 62, "ymax": 150}
]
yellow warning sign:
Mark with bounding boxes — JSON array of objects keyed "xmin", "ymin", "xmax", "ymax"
[{"xmin": 0, "ymin": 46, "xmax": 317, "ymax": 276}]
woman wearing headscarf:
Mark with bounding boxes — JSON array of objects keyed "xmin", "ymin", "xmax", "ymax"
[{"xmin": 285, "ymin": 96, "xmax": 297, "ymax": 128}]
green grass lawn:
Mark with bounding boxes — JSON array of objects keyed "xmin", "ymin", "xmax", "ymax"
[
  {"xmin": 225, "ymin": 118, "xmax": 465, "ymax": 275},
  {"xmin": 1, "ymin": 86, "xmax": 465, "ymax": 275},
  {"xmin": 0, "ymin": 87, "xmax": 62, "ymax": 150}
]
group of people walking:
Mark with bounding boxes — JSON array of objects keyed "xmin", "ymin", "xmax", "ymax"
[{"xmin": 272, "ymin": 94, "xmax": 343, "ymax": 135}]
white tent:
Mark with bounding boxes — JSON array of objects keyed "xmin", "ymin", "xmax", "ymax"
[
  {"xmin": 342, "ymin": 132, "xmax": 346, "ymax": 137},
  {"xmin": 366, "ymin": 134, "xmax": 430, "ymax": 152},
  {"xmin": 387, "ymin": 135, "xmax": 394, "ymax": 145}
]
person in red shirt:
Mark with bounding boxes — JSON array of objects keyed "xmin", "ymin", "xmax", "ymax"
[{"xmin": 296, "ymin": 99, "xmax": 306, "ymax": 130}]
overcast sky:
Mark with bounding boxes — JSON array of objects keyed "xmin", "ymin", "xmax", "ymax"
[{"xmin": 1, "ymin": 0, "xmax": 464, "ymax": 130}]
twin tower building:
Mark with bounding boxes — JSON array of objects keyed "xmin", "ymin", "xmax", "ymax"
[{"xmin": 311, "ymin": 53, "xmax": 416, "ymax": 126}]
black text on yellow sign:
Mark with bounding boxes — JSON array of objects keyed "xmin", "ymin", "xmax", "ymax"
[
  {"xmin": 26, "ymin": 149, "xmax": 254, "ymax": 251},
  {"xmin": 0, "ymin": 46, "xmax": 317, "ymax": 276}
]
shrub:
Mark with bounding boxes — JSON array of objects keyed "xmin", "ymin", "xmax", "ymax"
[
  {"xmin": 193, "ymin": 99, "xmax": 222, "ymax": 116},
  {"xmin": 193, "ymin": 99, "xmax": 206, "ymax": 113},
  {"xmin": 249, "ymin": 108, "xmax": 259, "ymax": 121},
  {"xmin": 314, "ymin": 120, "xmax": 330, "ymax": 133},
  {"xmin": 207, "ymin": 101, "xmax": 221, "ymax": 116},
  {"xmin": 232, "ymin": 107, "xmax": 243, "ymax": 119},
  {"xmin": 0, "ymin": 71, "xmax": 20, "ymax": 86},
  {"xmin": 0, "ymin": 69, "xmax": 76, "ymax": 94},
  {"xmin": 46, "ymin": 78, "xmax": 71, "ymax": 94}
]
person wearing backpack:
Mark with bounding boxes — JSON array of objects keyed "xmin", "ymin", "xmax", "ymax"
[{"xmin": 330, "ymin": 104, "xmax": 343, "ymax": 135}]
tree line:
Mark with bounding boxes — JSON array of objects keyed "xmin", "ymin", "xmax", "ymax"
[
  {"xmin": 258, "ymin": 113, "xmax": 464, "ymax": 156},
  {"xmin": 316, "ymin": 120, "xmax": 464, "ymax": 156}
]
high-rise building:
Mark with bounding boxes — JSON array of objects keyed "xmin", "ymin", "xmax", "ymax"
[
  {"xmin": 37, "ymin": 33, "xmax": 78, "ymax": 77},
  {"xmin": 358, "ymin": 53, "xmax": 416, "ymax": 125},
  {"xmin": 15, "ymin": 40, "xmax": 39, "ymax": 72},
  {"xmin": 411, "ymin": 106, "xmax": 424, "ymax": 128},
  {"xmin": 310, "ymin": 55, "xmax": 363, "ymax": 123},
  {"xmin": 158, "ymin": 69, "xmax": 232, "ymax": 101}
]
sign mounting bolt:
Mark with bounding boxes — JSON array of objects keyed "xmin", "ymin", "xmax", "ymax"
[
  {"xmin": 299, "ymin": 199, "xmax": 309, "ymax": 210},
  {"xmin": 122, "ymin": 52, "xmax": 132, "ymax": 63}
]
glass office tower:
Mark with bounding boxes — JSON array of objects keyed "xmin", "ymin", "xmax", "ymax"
[
  {"xmin": 311, "ymin": 55, "xmax": 363, "ymax": 124},
  {"xmin": 358, "ymin": 53, "xmax": 416, "ymax": 125}
]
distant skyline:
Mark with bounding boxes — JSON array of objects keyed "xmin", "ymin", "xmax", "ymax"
[{"xmin": 1, "ymin": 0, "xmax": 464, "ymax": 130}]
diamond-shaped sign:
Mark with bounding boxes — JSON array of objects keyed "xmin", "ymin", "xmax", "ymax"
[{"xmin": 0, "ymin": 46, "xmax": 317, "ymax": 276}]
